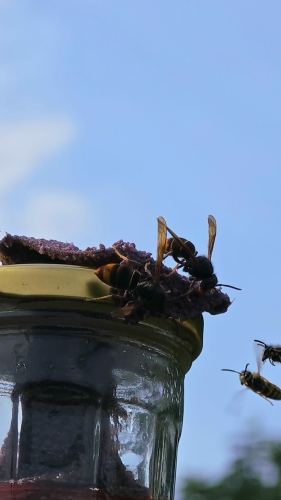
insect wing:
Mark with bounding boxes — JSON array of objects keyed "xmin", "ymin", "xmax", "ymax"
[
  {"xmin": 225, "ymin": 388, "xmax": 248, "ymax": 417},
  {"xmin": 111, "ymin": 301, "xmax": 143, "ymax": 319},
  {"xmin": 207, "ymin": 215, "xmax": 217, "ymax": 260},
  {"xmin": 165, "ymin": 223, "xmax": 198, "ymax": 264},
  {"xmin": 156, "ymin": 217, "xmax": 167, "ymax": 282},
  {"xmin": 254, "ymin": 341, "xmax": 263, "ymax": 374}
]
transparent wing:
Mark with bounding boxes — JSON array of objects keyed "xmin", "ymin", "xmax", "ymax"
[
  {"xmin": 156, "ymin": 217, "xmax": 167, "ymax": 282},
  {"xmin": 111, "ymin": 301, "xmax": 143, "ymax": 319},
  {"xmin": 254, "ymin": 341, "xmax": 263, "ymax": 374},
  {"xmin": 166, "ymin": 223, "xmax": 198, "ymax": 264},
  {"xmin": 207, "ymin": 215, "xmax": 217, "ymax": 260},
  {"xmin": 225, "ymin": 388, "xmax": 248, "ymax": 417}
]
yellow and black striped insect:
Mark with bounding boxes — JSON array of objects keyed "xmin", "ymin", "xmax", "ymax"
[
  {"xmin": 254, "ymin": 340, "xmax": 281, "ymax": 366},
  {"xmin": 91, "ymin": 247, "xmax": 142, "ymax": 306},
  {"xmin": 94, "ymin": 262, "xmax": 140, "ymax": 291},
  {"xmin": 222, "ymin": 363, "xmax": 281, "ymax": 405}
]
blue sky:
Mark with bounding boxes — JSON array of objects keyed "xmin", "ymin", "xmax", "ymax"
[{"xmin": 1, "ymin": 0, "xmax": 281, "ymax": 496}]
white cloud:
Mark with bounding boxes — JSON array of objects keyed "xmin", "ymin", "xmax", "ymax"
[
  {"xmin": 0, "ymin": 118, "xmax": 74, "ymax": 192},
  {"xmin": 21, "ymin": 191, "xmax": 89, "ymax": 242}
]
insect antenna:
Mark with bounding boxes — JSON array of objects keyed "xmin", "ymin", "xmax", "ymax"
[
  {"xmin": 221, "ymin": 369, "xmax": 241, "ymax": 375},
  {"xmin": 216, "ymin": 283, "xmax": 242, "ymax": 290},
  {"xmin": 254, "ymin": 340, "xmax": 266, "ymax": 348}
]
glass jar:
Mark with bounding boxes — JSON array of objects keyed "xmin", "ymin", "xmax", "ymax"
[{"xmin": 0, "ymin": 265, "xmax": 203, "ymax": 500}]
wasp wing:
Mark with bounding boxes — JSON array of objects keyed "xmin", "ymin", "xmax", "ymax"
[
  {"xmin": 225, "ymin": 388, "xmax": 248, "ymax": 417},
  {"xmin": 254, "ymin": 341, "xmax": 263, "ymax": 374},
  {"xmin": 207, "ymin": 215, "xmax": 216, "ymax": 260},
  {"xmin": 111, "ymin": 300, "xmax": 143, "ymax": 319},
  {"xmin": 156, "ymin": 217, "xmax": 167, "ymax": 282},
  {"xmin": 165, "ymin": 223, "xmax": 198, "ymax": 264}
]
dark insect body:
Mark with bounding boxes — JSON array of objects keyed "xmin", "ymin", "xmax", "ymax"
[
  {"xmin": 94, "ymin": 263, "xmax": 140, "ymax": 291},
  {"xmin": 134, "ymin": 280, "xmax": 166, "ymax": 311},
  {"xmin": 111, "ymin": 217, "xmax": 168, "ymax": 320},
  {"xmin": 164, "ymin": 237, "xmax": 197, "ymax": 265},
  {"xmin": 161, "ymin": 215, "xmax": 241, "ymax": 294},
  {"xmin": 93, "ymin": 224, "xmax": 167, "ymax": 320},
  {"xmin": 222, "ymin": 363, "xmax": 281, "ymax": 405},
  {"xmin": 254, "ymin": 340, "xmax": 281, "ymax": 366},
  {"xmin": 182, "ymin": 255, "xmax": 218, "ymax": 293}
]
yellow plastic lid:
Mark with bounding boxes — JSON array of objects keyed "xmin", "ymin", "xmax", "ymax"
[{"xmin": 0, "ymin": 264, "xmax": 203, "ymax": 371}]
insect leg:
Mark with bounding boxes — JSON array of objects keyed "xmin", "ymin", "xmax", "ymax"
[
  {"xmin": 85, "ymin": 294, "xmax": 114, "ymax": 302},
  {"xmin": 144, "ymin": 262, "xmax": 153, "ymax": 276},
  {"xmin": 112, "ymin": 245, "xmax": 141, "ymax": 266},
  {"xmin": 171, "ymin": 291, "xmax": 192, "ymax": 303},
  {"xmin": 163, "ymin": 251, "xmax": 173, "ymax": 260},
  {"xmin": 168, "ymin": 308, "xmax": 179, "ymax": 335},
  {"xmin": 165, "ymin": 263, "xmax": 182, "ymax": 277},
  {"xmin": 256, "ymin": 392, "xmax": 273, "ymax": 406}
]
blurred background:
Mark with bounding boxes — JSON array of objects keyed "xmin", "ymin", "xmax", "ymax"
[{"xmin": 1, "ymin": 1, "xmax": 281, "ymax": 498}]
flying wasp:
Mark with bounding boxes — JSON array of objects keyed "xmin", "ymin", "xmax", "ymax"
[
  {"xmin": 254, "ymin": 340, "xmax": 281, "ymax": 366},
  {"xmin": 160, "ymin": 215, "xmax": 241, "ymax": 294},
  {"xmin": 222, "ymin": 363, "xmax": 281, "ymax": 405},
  {"xmin": 111, "ymin": 217, "xmax": 168, "ymax": 320}
]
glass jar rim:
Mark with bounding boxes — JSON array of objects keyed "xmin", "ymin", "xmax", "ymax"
[{"xmin": 0, "ymin": 264, "xmax": 203, "ymax": 372}]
